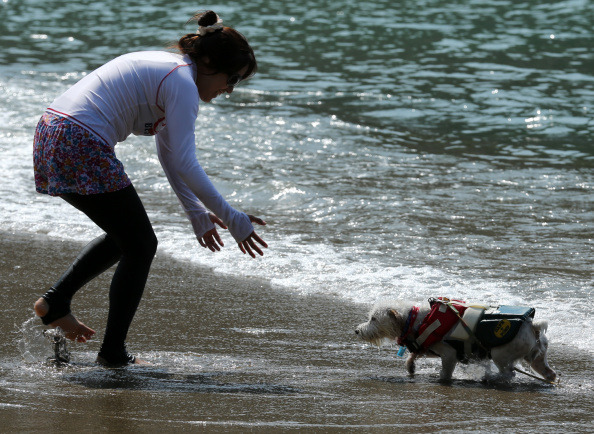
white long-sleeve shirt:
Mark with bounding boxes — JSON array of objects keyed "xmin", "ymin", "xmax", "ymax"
[{"xmin": 48, "ymin": 51, "xmax": 253, "ymax": 243}]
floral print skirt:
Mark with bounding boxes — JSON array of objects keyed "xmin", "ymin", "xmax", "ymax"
[{"xmin": 33, "ymin": 111, "xmax": 131, "ymax": 196}]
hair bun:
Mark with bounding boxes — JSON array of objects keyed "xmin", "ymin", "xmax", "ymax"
[{"xmin": 197, "ymin": 10, "xmax": 219, "ymax": 27}]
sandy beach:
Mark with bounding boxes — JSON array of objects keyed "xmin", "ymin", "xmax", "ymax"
[{"xmin": 0, "ymin": 230, "xmax": 591, "ymax": 431}]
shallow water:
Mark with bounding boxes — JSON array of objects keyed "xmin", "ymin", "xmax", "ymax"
[
  {"xmin": 3, "ymin": 233, "xmax": 593, "ymax": 431},
  {"xmin": 0, "ymin": 0, "xmax": 592, "ymax": 429}
]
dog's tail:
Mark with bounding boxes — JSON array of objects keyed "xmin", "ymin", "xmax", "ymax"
[{"xmin": 532, "ymin": 320, "xmax": 549, "ymax": 334}]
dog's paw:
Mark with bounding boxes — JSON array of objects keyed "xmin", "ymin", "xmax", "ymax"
[
  {"xmin": 406, "ymin": 362, "xmax": 415, "ymax": 376},
  {"xmin": 405, "ymin": 354, "xmax": 416, "ymax": 376}
]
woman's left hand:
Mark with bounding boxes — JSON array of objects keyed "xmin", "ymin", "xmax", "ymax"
[
  {"xmin": 198, "ymin": 213, "xmax": 227, "ymax": 252},
  {"xmin": 238, "ymin": 215, "xmax": 268, "ymax": 258}
]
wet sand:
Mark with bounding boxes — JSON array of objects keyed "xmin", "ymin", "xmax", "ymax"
[{"xmin": 1, "ymin": 231, "xmax": 592, "ymax": 432}]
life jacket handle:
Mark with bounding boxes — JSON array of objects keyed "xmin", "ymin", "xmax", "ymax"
[{"xmin": 431, "ymin": 298, "xmax": 490, "ymax": 353}]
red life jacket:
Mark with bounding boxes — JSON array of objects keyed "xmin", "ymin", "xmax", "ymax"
[{"xmin": 415, "ymin": 298, "xmax": 467, "ymax": 350}]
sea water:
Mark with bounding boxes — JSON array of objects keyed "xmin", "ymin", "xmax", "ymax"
[{"xmin": 1, "ymin": 0, "xmax": 592, "ymax": 356}]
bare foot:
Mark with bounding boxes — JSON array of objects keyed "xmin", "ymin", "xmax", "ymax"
[{"xmin": 34, "ymin": 298, "xmax": 96, "ymax": 343}]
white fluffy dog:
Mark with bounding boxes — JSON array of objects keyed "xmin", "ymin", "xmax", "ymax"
[{"xmin": 355, "ymin": 299, "xmax": 557, "ymax": 382}]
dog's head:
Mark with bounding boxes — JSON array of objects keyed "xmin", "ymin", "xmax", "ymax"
[{"xmin": 355, "ymin": 300, "xmax": 408, "ymax": 346}]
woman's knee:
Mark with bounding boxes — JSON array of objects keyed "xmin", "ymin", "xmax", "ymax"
[
  {"xmin": 117, "ymin": 226, "xmax": 157, "ymax": 263},
  {"xmin": 136, "ymin": 228, "xmax": 158, "ymax": 261},
  {"xmin": 145, "ymin": 230, "xmax": 158, "ymax": 258}
]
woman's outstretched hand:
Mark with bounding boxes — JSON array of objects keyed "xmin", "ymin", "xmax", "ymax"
[
  {"xmin": 238, "ymin": 215, "xmax": 268, "ymax": 258},
  {"xmin": 198, "ymin": 213, "xmax": 227, "ymax": 252}
]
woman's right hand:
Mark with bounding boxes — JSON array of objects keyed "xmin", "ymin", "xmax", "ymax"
[
  {"xmin": 238, "ymin": 215, "xmax": 268, "ymax": 258},
  {"xmin": 198, "ymin": 213, "xmax": 227, "ymax": 252}
]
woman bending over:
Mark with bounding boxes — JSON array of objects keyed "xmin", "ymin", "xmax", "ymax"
[{"xmin": 32, "ymin": 11, "xmax": 267, "ymax": 365}]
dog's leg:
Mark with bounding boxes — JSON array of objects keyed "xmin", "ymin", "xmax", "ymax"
[
  {"xmin": 431, "ymin": 342, "xmax": 458, "ymax": 381},
  {"xmin": 491, "ymin": 351, "xmax": 516, "ymax": 379},
  {"xmin": 491, "ymin": 322, "xmax": 535, "ymax": 379},
  {"xmin": 405, "ymin": 352, "xmax": 419, "ymax": 376},
  {"xmin": 525, "ymin": 328, "xmax": 557, "ymax": 382}
]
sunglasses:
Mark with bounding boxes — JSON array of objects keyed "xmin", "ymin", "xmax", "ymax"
[{"xmin": 226, "ymin": 73, "xmax": 243, "ymax": 88}]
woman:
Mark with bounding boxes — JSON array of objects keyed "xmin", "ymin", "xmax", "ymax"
[{"xmin": 32, "ymin": 11, "xmax": 267, "ymax": 366}]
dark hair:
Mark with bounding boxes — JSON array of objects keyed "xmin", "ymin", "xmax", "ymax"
[{"xmin": 176, "ymin": 11, "xmax": 257, "ymax": 80}]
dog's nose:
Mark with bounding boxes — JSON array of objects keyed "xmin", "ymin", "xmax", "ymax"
[{"xmin": 355, "ymin": 329, "xmax": 360, "ymax": 335}]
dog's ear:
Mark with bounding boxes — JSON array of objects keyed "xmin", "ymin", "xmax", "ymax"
[{"xmin": 389, "ymin": 309, "xmax": 400, "ymax": 320}]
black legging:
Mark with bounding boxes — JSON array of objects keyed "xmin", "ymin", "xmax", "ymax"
[{"xmin": 44, "ymin": 184, "xmax": 157, "ymax": 363}]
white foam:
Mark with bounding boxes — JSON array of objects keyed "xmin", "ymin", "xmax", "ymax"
[{"xmin": 1, "ymin": 70, "xmax": 592, "ymax": 358}]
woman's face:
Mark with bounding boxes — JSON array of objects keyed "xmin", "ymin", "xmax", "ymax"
[{"xmin": 196, "ymin": 60, "xmax": 248, "ymax": 103}]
